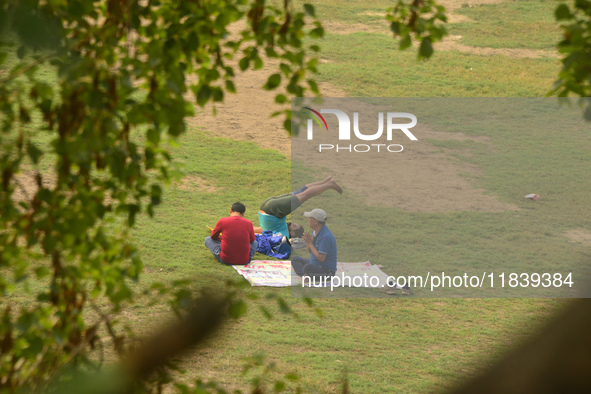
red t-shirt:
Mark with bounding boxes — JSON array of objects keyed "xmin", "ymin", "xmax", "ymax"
[{"xmin": 211, "ymin": 216, "xmax": 255, "ymax": 265}]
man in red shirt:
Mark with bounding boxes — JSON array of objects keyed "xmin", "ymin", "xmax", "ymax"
[{"xmin": 204, "ymin": 202, "xmax": 258, "ymax": 265}]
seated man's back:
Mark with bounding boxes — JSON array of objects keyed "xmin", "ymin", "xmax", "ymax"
[
  {"xmin": 205, "ymin": 202, "xmax": 257, "ymax": 265},
  {"xmin": 212, "ymin": 216, "xmax": 254, "ymax": 265}
]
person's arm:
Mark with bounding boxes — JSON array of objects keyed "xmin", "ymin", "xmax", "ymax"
[
  {"xmin": 253, "ymin": 226, "xmax": 263, "ymax": 234},
  {"xmin": 249, "ymin": 222, "xmax": 256, "ymax": 242},
  {"xmin": 211, "ymin": 220, "xmax": 223, "ymax": 241},
  {"xmin": 303, "ymin": 231, "xmax": 326, "ymax": 263}
]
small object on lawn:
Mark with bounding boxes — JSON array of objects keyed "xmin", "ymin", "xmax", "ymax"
[
  {"xmin": 401, "ymin": 284, "xmax": 413, "ymax": 296},
  {"xmin": 380, "ymin": 286, "xmax": 398, "ymax": 296},
  {"xmin": 524, "ymin": 194, "xmax": 540, "ymax": 201}
]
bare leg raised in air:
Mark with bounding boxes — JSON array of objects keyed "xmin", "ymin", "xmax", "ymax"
[{"xmin": 293, "ymin": 178, "xmax": 343, "ymax": 205}]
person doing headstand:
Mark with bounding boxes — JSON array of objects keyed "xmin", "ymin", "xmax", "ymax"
[{"xmin": 255, "ymin": 177, "xmax": 342, "ymax": 238}]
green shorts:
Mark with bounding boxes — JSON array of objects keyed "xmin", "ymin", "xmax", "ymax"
[{"xmin": 260, "ymin": 193, "xmax": 301, "ymax": 218}]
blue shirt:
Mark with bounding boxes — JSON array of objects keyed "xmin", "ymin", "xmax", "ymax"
[
  {"xmin": 258, "ymin": 211, "xmax": 289, "ymax": 237},
  {"xmin": 309, "ymin": 225, "xmax": 337, "ymax": 272}
]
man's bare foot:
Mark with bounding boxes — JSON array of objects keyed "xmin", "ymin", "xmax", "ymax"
[{"xmin": 331, "ymin": 180, "xmax": 343, "ymax": 194}]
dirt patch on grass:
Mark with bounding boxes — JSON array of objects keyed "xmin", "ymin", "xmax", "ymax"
[
  {"xmin": 441, "ymin": 0, "xmax": 507, "ymax": 11},
  {"xmin": 322, "ymin": 20, "xmax": 383, "ymax": 35},
  {"xmin": 185, "ymin": 57, "xmax": 346, "ymax": 158},
  {"xmin": 187, "ymin": 15, "xmax": 518, "ymax": 213},
  {"xmin": 174, "ymin": 175, "xmax": 218, "ymax": 193},
  {"xmin": 320, "ymin": 0, "xmax": 558, "ymax": 59},
  {"xmin": 565, "ymin": 229, "xmax": 591, "ymax": 246},
  {"xmin": 321, "ymin": 22, "xmax": 557, "ymax": 58},
  {"xmin": 437, "ymin": 0, "xmax": 559, "ymax": 58},
  {"xmin": 447, "ymin": 13, "xmax": 474, "ymax": 23},
  {"xmin": 184, "ymin": 20, "xmax": 346, "ymax": 158},
  {"xmin": 294, "ymin": 119, "xmax": 517, "ymax": 213},
  {"xmin": 358, "ymin": 7, "xmax": 473, "ymax": 25},
  {"xmin": 435, "ymin": 35, "xmax": 559, "ymax": 59}
]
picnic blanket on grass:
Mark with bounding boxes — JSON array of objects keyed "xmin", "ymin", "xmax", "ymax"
[{"xmin": 232, "ymin": 260, "xmax": 390, "ymax": 287}]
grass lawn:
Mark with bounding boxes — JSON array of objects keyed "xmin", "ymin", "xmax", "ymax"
[
  {"xmin": 450, "ymin": 0, "xmax": 561, "ymax": 50},
  {"xmin": 1, "ymin": 0, "xmax": 587, "ymax": 392}
]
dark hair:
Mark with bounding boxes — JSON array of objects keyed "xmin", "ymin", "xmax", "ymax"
[
  {"xmin": 287, "ymin": 222, "xmax": 304, "ymax": 238},
  {"xmin": 231, "ymin": 202, "xmax": 246, "ymax": 214}
]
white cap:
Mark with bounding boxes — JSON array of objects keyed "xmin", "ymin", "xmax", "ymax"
[{"xmin": 304, "ymin": 208, "xmax": 327, "ymax": 222}]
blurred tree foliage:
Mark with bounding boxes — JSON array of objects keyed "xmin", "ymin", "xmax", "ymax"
[
  {"xmin": 386, "ymin": 0, "xmax": 448, "ymax": 59},
  {"xmin": 0, "ymin": 0, "xmax": 326, "ymax": 390},
  {"xmin": 20, "ymin": 0, "xmax": 591, "ymax": 391},
  {"xmin": 553, "ymin": 0, "xmax": 591, "ymax": 119}
]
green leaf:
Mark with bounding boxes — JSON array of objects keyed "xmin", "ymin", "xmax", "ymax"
[
  {"xmin": 226, "ymin": 80, "xmax": 236, "ymax": 93},
  {"xmin": 229, "ymin": 300, "xmax": 247, "ymax": 318},
  {"xmin": 418, "ymin": 37, "xmax": 433, "ymax": 59},
  {"xmin": 128, "ymin": 204, "xmax": 140, "ymax": 227},
  {"xmin": 150, "ymin": 184, "xmax": 162, "ymax": 205},
  {"xmin": 399, "ymin": 34, "xmax": 411, "ymax": 50},
  {"xmin": 555, "ymin": 4, "xmax": 573, "ymax": 21},
  {"xmin": 253, "ymin": 55, "xmax": 264, "ymax": 70},
  {"xmin": 307, "ymin": 79, "xmax": 319, "ymax": 95},
  {"xmin": 264, "ymin": 73, "xmax": 281, "ymax": 90},
  {"xmin": 277, "ymin": 297, "xmax": 291, "ymax": 314},
  {"xmin": 274, "ymin": 380, "xmax": 286, "ymax": 392},
  {"xmin": 283, "ymin": 117, "xmax": 292, "ymax": 134},
  {"xmin": 196, "ymin": 85, "xmax": 211, "ymax": 106},
  {"xmin": 27, "ymin": 142, "xmax": 43, "ymax": 164},
  {"xmin": 275, "ymin": 94, "xmax": 287, "ymax": 104},
  {"xmin": 212, "ymin": 87, "xmax": 224, "ymax": 102},
  {"xmin": 128, "ymin": 105, "xmax": 150, "ymax": 124},
  {"xmin": 303, "ymin": 4, "xmax": 315, "ymax": 17},
  {"xmin": 25, "ymin": 336, "xmax": 44, "ymax": 357},
  {"xmin": 390, "ymin": 21, "xmax": 401, "ymax": 35},
  {"xmin": 239, "ymin": 57, "xmax": 250, "ymax": 71},
  {"xmin": 37, "ymin": 292, "xmax": 50, "ymax": 302},
  {"xmin": 284, "ymin": 372, "xmax": 298, "ymax": 382},
  {"xmin": 246, "ymin": 293, "xmax": 260, "ymax": 300},
  {"xmin": 265, "ymin": 46, "xmax": 279, "ymax": 58},
  {"xmin": 34, "ymin": 267, "xmax": 51, "ymax": 279},
  {"xmin": 259, "ymin": 305, "xmax": 273, "ymax": 319},
  {"xmin": 310, "ymin": 27, "xmax": 324, "ymax": 38},
  {"xmin": 147, "ymin": 128, "xmax": 160, "ymax": 145},
  {"xmin": 279, "ymin": 63, "xmax": 291, "ymax": 77}
]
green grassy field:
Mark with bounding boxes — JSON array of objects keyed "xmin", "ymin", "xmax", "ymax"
[
  {"xmin": 128, "ymin": 128, "xmax": 570, "ymax": 390},
  {"xmin": 450, "ymin": 0, "xmax": 560, "ymax": 50},
  {"xmin": 2, "ymin": 0, "xmax": 588, "ymax": 392},
  {"xmin": 318, "ymin": 34, "xmax": 558, "ymax": 96}
]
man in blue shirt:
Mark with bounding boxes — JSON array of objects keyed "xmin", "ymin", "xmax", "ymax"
[{"xmin": 291, "ymin": 208, "xmax": 337, "ymax": 278}]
